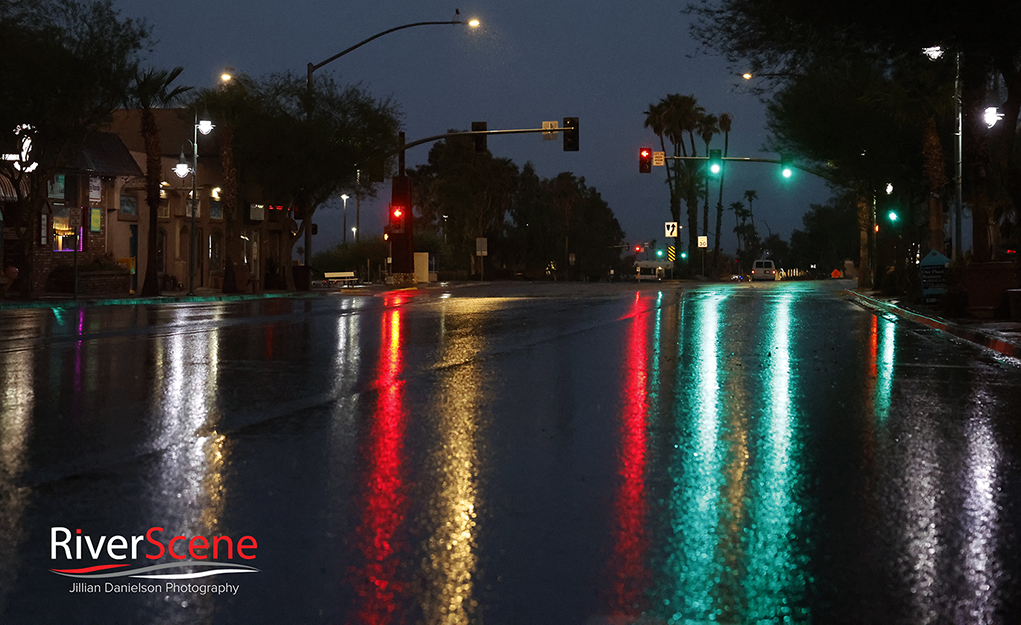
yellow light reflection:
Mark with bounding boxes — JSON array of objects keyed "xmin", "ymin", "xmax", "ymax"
[{"xmin": 420, "ymin": 298, "xmax": 492, "ymax": 624}]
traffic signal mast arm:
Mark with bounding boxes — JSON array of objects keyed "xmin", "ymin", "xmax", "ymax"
[
  {"xmin": 661, "ymin": 155, "xmax": 834, "ymax": 181},
  {"xmin": 393, "ymin": 123, "xmax": 578, "ymax": 156}
]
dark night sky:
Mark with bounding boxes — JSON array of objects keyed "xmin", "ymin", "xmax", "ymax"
[{"xmin": 113, "ymin": 0, "xmax": 833, "ymax": 256}]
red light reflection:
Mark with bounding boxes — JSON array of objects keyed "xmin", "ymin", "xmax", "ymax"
[
  {"xmin": 352, "ymin": 306, "xmax": 408, "ymax": 623},
  {"xmin": 603, "ymin": 293, "xmax": 651, "ymax": 613}
]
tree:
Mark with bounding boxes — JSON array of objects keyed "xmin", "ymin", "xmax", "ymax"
[
  {"xmin": 0, "ymin": 0, "xmax": 148, "ymax": 295},
  {"xmin": 696, "ymin": 112, "xmax": 720, "ymax": 236},
  {"xmin": 742, "ymin": 190, "xmax": 758, "ymax": 231},
  {"xmin": 644, "ymin": 94, "xmax": 706, "ymax": 269},
  {"xmin": 713, "ymin": 113, "xmax": 733, "ymax": 257},
  {"xmin": 234, "ymin": 72, "xmax": 401, "ymax": 288},
  {"xmin": 409, "ymin": 135, "xmax": 518, "ymax": 275},
  {"xmin": 126, "ymin": 67, "xmax": 191, "ymax": 296},
  {"xmin": 190, "ymin": 75, "xmax": 259, "ymax": 293},
  {"xmin": 687, "ymin": 0, "xmax": 1021, "ymax": 264}
]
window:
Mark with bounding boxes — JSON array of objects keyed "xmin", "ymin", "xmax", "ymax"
[
  {"xmin": 210, "ymin": 199, "xmax": 222, "ymax": 220},
  {"xmin": 119, "ymin": 195, "xmax": 138, "ymax": 219},
  {"xmin": 209, "ymin": 230, "xmax": 223, "ymax": 271},
  {"xmin": 158, "ymin": 200, "xmax": 169, "ymax": 219}
]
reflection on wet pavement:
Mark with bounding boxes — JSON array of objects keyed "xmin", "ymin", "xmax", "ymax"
[{"xmin": 1, "ymin": 283, "xmax": 1020, "ymax": 624}]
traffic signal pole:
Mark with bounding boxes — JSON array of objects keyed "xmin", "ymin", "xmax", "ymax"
[{"xmin": 392, "ymin": 123, "xmax": 579, "ymax": 160}]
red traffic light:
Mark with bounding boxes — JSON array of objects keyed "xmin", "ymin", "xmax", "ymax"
[{"xmin": 639, "ymin": 148, "xmax": 652, "ymax": 173}]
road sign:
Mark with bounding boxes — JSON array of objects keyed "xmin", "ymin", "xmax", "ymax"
[
  {"xmin": 698, "ymin": 236, "xmax": 708, "ymax": 248},
  {"xmin": 664, "ymin": 221, "xmax": 678, "ymax": 238},
  {"xmin": 476, "ymin": 237, "xmax": 488, "ymax": 257},
  {"xmin": 653, "ymin": 151, "xmax": 665, "ymax": 167},
  {"xmin": 542, "ymin": 120, "xmax": 558, "ymax": 141},
  {"xmin": 69, "ymin": 207, "xmax": 82, "ymax": 230},
  {"xmin": 667, "ymin": 245, "xmax": 675, "ymax": 261}
]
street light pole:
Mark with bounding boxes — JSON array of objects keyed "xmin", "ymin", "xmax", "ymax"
[
  {"xmin": 341, "ymin": 193, "xmax": 349, "ymax": 244},
  {"xmin": 305, "ymin": 15, "xmax": 480, "ymax": 94},
  {"xmin": 302, "ymin": 15, "xmax": 478, "ymax": 263}
]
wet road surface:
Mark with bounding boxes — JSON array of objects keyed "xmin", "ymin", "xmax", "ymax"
[{"xmin": 1, "ymin": 280, "xmax": 1020, "ymax": 624}]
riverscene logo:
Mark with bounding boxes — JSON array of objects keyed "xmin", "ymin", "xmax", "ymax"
[{"xmin": 50, "ymin": 527, "xmax": 260, "ymax": 593}]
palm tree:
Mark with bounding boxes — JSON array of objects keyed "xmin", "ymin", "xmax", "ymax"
[
  {"xmin": 743, "ymin": 189, "xmax": 758, "ymax": 232},
  {"xmin": 729, "ymin": 201, "xmax": 746, "ymax": 252},
  {"xmin": 644, "ymin": 101, "xmax": 679, "ymax": 238},
  {"xmin": 646, "ymin": 95, "xmax": 704, "ymax": 266},
  {"xmin": 127, "ymin": 67, "xmax": 191, "ymax": 296},
  {"xmin": 661, "ymin": 94, "xmax": 704, "ymax": 259},
  {"xmin": 191, "ymin": 76, "xmax": 255, "ymax": 292},
  {"xmin": 696, "ymin": 113, "xmax": 720, "ymax": 236},
  {"xmin": 713, "ymin": 113, "xmax": 733, "ymax": 257}
]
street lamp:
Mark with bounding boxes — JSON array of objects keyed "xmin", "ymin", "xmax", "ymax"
[
  {"xmin": 174, "ymin": 111, "xmax": 214, "ymax": 295},
  {"xmin": 298, "ymin": 14, "xmax": 477, "ymax": 263},
  {"xmin": 341, "ymin": 193, "xmax": 349, "ymax": 244},
  {"xmin": 306, "ymin": 13, "xmax": 480, "ymax": 92}
]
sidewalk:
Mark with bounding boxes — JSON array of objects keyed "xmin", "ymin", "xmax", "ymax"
[{"xmin": 847, "ymin": 289, "xmax": 1021, "ymax": 360}]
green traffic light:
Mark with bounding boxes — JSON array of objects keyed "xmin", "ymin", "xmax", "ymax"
[
  {"xmin": 888, "ymin": 211, "xmax": 899, "ymax": 222},
  {"xmin": 709, "ymin": 149, "xmax": 722, "ymax": 176},
  {"xmin": 781, "ymin": 167, "xmax": 793, "ymax": 179},
  {"xmin": 680, "ymin": 252, "xmax": 688, "ymax": 259},
  {"xmin": 656, "ymin": 249, "xmax": 664, "ymax": 258}
]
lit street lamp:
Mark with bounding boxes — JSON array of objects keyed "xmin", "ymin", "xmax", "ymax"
[
  {"xmin": 301, "ymin": 12, "xmax": 480, "ymax": 265},
  {"xmin": 341, "ymin": 193, "xmax": 349, "ymax": 244},
  {"xmin": 174, "ymin": 111, "xmax": 214, "ymax": 295}
]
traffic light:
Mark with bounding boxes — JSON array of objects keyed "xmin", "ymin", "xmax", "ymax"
[
  {"xmin": 656, "ymin": 249, "xmax": 664, "ymax": 258},
  {"xmin": 563, "ymin": 117, "xmax": 579, "ymax": 151},
  {"xmin": 639, "ymin": 148, "xmax": 652, "ymax": 173},
  {"xmin": 680, "ymin": 251, "xmax": 688, "ymax": 260},
  {"xmin": 292, "ymin": 204, "xmax": 304, "ymax": 220},
  {"xmin": 472, "ymin": 121, "xmax": 487, "ymax": 153},
  {"xmin": 780, "ymin": 154, "xmax": 794, "ymax": 179},
  {"xmin": 709, "ymin": 149, "xmax": 722, "ymax": 175},
  {"xmin": 887, "ymin": 210, "xmax": 899, "ymax": 222},
  {"xmin": 389, "ymin": 203, "xmax": 406, "ymax": 233}
]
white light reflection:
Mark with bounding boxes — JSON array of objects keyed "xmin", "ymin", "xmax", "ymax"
[
  {"xmin": 146, "ymin": 309, "xmax": 226, "ymax": 617},
  {"xmin": 960, "ymin": 413, "xmax": 1001, "ymax": 621},
  {"xmin": 0, "ymin": 327, "xmax": 38, "ymax": 614}
]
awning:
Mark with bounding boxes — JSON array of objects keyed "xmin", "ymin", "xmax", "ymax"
[{"xmin": 0, "ymin": 174, "xmax": 29, "ymax": 202}]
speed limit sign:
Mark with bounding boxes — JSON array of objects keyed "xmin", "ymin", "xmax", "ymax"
[{"xmin": 698, "ymin": 236, "xmax": 708, "ymax": 248}]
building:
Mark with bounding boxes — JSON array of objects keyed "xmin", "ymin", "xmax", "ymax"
[
  {"xmin": 1, "ymin": 131, "xmax": 143, "ymax": 294},
  {"xmin": 106, "ymin": 109, "xmax": 294, "ymax": 293}
]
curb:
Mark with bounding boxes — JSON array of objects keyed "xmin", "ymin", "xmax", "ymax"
[
  {"xmin": 0, "ymin": 291, "xmax": 327, "ymax": 311},
  {"xmin": 846, "ymin": 289, "xmax": 1021, "ymax": 360}
]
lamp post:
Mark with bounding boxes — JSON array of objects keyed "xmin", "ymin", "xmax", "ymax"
[
  {"xmin": 341, "ymin": 193, "xmax": 349, "ymax": 244},
  {"xmin": 174, "ymin": 111, "xmax": 214, "ymax": 295},
  {"xmin": 302, "ymin": 14, "xmax": 479, "ymax": 264}
]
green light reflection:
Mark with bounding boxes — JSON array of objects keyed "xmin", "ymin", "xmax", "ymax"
[
  {"xmin": 743, "ymin": 292, "xmax": 809, "ymax": 623},
  {"xmin": 666, "ymin": 292, "xmax": 727, "ymax": 621}
]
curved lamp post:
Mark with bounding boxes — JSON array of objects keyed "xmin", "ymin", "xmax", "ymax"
[
  {"xmin": 301, "ymin": 13, "xmax": 479, "ymax": 265},
  {"xmin": 174, "ymin": 111, "xmax": 215, "ymax": 295},
  {"xmin": 306, "ymin": 14, "xmax": 480, "ymax": 91}
]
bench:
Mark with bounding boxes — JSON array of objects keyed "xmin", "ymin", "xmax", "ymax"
[{"xmin": 323, "ymin": 271, "xmax": 358, "ymax": 287}]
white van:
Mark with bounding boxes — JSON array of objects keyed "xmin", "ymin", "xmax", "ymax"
[{"xmin": 750, "ymin": 259, "xmax": 777, "ymax": 281}]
